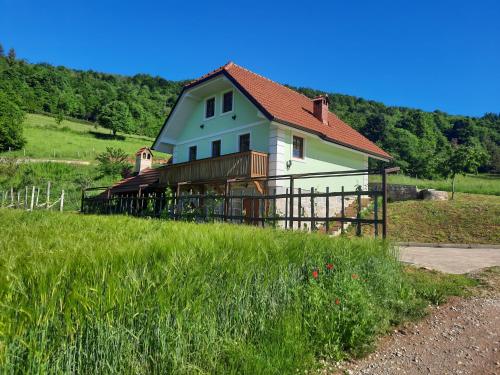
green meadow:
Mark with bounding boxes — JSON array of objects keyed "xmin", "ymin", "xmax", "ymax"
[
  {"xmin": 0, "ymin": 113, "xmax": 155, "ymax": 161},
  {"xmin": 0, "ymin": 210, "xmax": 476, "ymax": 374}
]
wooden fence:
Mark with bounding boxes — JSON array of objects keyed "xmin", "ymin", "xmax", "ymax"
[
  {"xmin": 82, "ymin": 167, "xmax": 400, "ymax": 238},
  {"xmin": 0, "ymin": 182, "xmax": 65, "ymax": 211}
]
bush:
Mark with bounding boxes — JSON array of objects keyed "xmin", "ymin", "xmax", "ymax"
[{"xmin": 95, "ymin": 146, "xmax": 131, "ymax": 177}]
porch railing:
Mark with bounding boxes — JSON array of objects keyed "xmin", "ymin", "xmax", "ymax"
[{"xmin": 158, "ymin": 150, "xmax": 268, "ymax": 186}]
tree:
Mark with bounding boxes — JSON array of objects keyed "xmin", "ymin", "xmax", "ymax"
[
  {"xmin": 0, "ymin": 92, "xmax": 26, "ymax": 151},
  {"xmin": 445, "ymin": 141, "xmax": 489, "ymax": 199},
  {"xmin": 98, "ymin": 101, "xmax": 132, "ymax": 136},
  {"xmin": 0, "ymin": 43, "xmax": 4, "ymax": 58},
  {"xmin": 95, "ymin": 147, "xmax": 131, "ymax": 177},
  {"xmin": 7, "ymin": 48, "xmax": 16, "ymax": 63}
]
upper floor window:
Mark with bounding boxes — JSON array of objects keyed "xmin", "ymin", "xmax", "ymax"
[
  {"xmin": 212, "ymin": 140, "xmax": 221, "ymax": 157},
  {"xmin": 292, "ymin": 135, "xmax": 304, "ymax": 159},
  {"xmin": 189, "ymin": 145, "xmax": 197, "ymax": 161},
  {"xmin": 222, "ymin": 91, "xmax": 233, "ymax": 113},
  {"xmin": 239, "ymin": 133, "xmax": 250, "ymax": 152},
  {"xmin": 205, "ymin": 97, "xmax": 215, "ymax": 119}
]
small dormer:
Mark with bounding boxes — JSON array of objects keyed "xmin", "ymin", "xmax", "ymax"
[{"xmin": 134, "ymin": 147, "xmax": 153, "ymax": 174}]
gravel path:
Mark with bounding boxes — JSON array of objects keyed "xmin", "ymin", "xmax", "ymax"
[
  {"xmin": 334, "ymin": 269, "xmax": 500, "ymax": 375},
  {"xmin": 399, "ymin": 246, "xmax": 500, "ymax": 274}
]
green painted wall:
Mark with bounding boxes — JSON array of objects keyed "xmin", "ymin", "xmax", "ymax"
[
  {"xmin": 280, "ymin": 128, "xmax": 367, "ymax": 192},
  {"xmin": 173, "ymin": 89, "xmax": 269, "ymax": 163}
]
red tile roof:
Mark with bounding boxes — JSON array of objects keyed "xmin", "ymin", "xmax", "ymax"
[
  {"xmin": 185, "ymin": 62, "xmax": 391, "ymax": 160},
  {"xmin": 105, "ymin": 168, "xmax": 161, "ymax": 194}
]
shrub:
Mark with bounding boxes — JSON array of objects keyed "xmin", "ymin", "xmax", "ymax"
[{"xmin": 95, "ymin": 146, "xmax": 131, "ymax": 177}]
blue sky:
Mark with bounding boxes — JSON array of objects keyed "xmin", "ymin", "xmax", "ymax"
[{"xmin": 1, "ymin": 0, "xmax": 499, "ymax": 116}]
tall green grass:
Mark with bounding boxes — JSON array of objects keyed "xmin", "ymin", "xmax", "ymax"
[
  {"xmin": 370, "ymin": 173, "xmax": 500, "ymax": 196},
  {"xmin": 0, "ymin": 211, "xmax": 469, "ymax": 374}
]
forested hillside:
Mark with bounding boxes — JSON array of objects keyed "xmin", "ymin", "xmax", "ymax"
[{"xmin": 1, "ymin": 45, "xmax": 498, "ymax": 177}]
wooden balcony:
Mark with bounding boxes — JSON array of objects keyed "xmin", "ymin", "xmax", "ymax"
[{"xmin": 158, "ymin": 150, "xmax": 268, "ymax": 186}]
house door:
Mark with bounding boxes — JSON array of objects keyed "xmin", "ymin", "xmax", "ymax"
[{"xmin": 242, "ymin": 197, "xmax": 260, "ymax": 225}]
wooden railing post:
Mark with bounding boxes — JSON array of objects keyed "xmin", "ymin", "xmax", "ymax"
[{"xmin": 224, "ymin": 180, "xmax": 230, "ymax": 222}]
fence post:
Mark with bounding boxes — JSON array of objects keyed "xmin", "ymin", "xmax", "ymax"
[
  {"xmin": 30, "ymin": 186, "xmax": 35, "ymax": 211},
  {"xmin": 325, "ymin": 187, "xmax": 330, "ymax": 234},
  {"xmin": 356, "ymin": 187, "xmax": 362, "ymax": 236},
  {"xmin": 35, "ymin": 187, "xmax": 40, "ymax": 207},
  {"xmin": 81, "ymin": 189, "xmax": 85, "ymax": 213},
  {"xmin": 272, "ymin": 188, "xmax": 277, "ymax": 228},
  {"xmin": 289, "ymin": 177, "xmax": 294, "ymax": 229},
  {"xmin": 310, "ymin": 187, "xmax": 315, "ymax": 231},
  {"xmin": 298, "ymin": 188, "xmax": 302, "ymax": 229},
  {"xmin": 46, "ymin": 181, "xmax": 51, "ymax": 210},
  {"xmin": 374, "ymin": 193, "xmax": 379, "ymax": 237},
  {"xmin": 341, "ymin": 186, "xmax": 345, "ymax": 235},
  {"xmin": 224, "ymin": 180, "xmax": 230, "ymax": 222},
  {"xmin": 60, "ymin": 190, "xmax": 65, "ymax": 212},
  {"xmin": 285, "ymin": 188, "xmax": 289, "ymax": 229},
  {"xmin": 382, "ymin": 169, "xmax": 388, "ymax": 239}
]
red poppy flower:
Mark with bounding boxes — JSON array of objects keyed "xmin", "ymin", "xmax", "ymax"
[
  {"xmin": 351, "ymin": 273, "xmax": 358, "ymax": 279},
  {"xmin": 312, "ymin": 270, "xmax": 319, "ymax": 279},
  {"xmin": 335, "ymin": 298, "xmax": 340, "ymax": 305},
  {"xmin": 326, "ymin": 263, "xmax": 334, "ymax": 270}
]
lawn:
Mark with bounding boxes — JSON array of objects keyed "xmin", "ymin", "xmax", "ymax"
[
  {"xmin": 370, "ymin": 173, "xmax": 500, "ymax": 196},
  {"xmin": 358, "ymin": 193, "xmax": 500, "ymax": 244},
  {"xmin": 388, "ymin": 193, "xmax": 500, "ymax": 244},
  {"xmin": 0, "ymin": 113, "xmax": 163, "ymax": 161},
  {"xmin": 0, "ymin": 210, "xmax": 475, "ymax": 374}
]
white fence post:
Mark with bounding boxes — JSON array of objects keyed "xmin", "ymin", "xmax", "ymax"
[
  {"xmin": 46, "ymin": 181, "xmax": 51, "ymax": 210},
  {"xmin": 30, "ymin": 186, "xmax": 35, "ymax": 211},
  {"xmin": 60, "ymin": 190, "xmax": 65, "ymax": 212}
]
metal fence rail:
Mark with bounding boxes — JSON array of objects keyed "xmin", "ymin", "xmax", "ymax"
[{"xmin": 82, "ymin": 167, "xmax": 400, "ymax": 238}]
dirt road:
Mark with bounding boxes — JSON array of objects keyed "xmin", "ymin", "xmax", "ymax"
[{"xmin": 334, "ymin": 268, "xmax": 500, "ymax": 375}]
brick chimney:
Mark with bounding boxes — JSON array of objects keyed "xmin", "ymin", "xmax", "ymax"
[
  {"xmin": 312, "ymin": 95, "xmax": 329, "ymax": 125},
  {"xmin": 134, "ymin": 147, "xmax": 153, "ymax": 174}
]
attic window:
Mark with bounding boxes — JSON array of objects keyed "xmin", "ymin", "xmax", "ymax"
[
  {"xmin": 147, "ymin": 154, "xmax": 151, "ymax": 160},
  {"xmin": 142, "ymin": 153, "xmax": 147, "ymax": 159},
  {"xmin": 205, "ymin": 97, "xmax": 215, "ymax": 119},
  {"xmin": 222, "ymin": 91, "xmax": 233, "ymax": 113}
]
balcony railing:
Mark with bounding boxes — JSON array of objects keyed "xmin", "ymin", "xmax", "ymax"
[{"xmin": 158, "ymin": 150, "xmax": 268, "ymax": 185}]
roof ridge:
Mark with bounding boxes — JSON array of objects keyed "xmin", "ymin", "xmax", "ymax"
[{"xmin": 227, "ymin": 62, "xmax": 324, "ymax": 104}]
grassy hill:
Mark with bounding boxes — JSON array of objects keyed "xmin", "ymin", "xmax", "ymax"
[
  {"xmin": 0, "ymin": 113, "xmax": 155, "ymax": 161},
  {"xmin": 0, "ymin": 114, "xmax": 167, "ymax": 211},
  {"xmin": 0, "ymin": 210, "xmax": 476, "ymax": 374}
]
